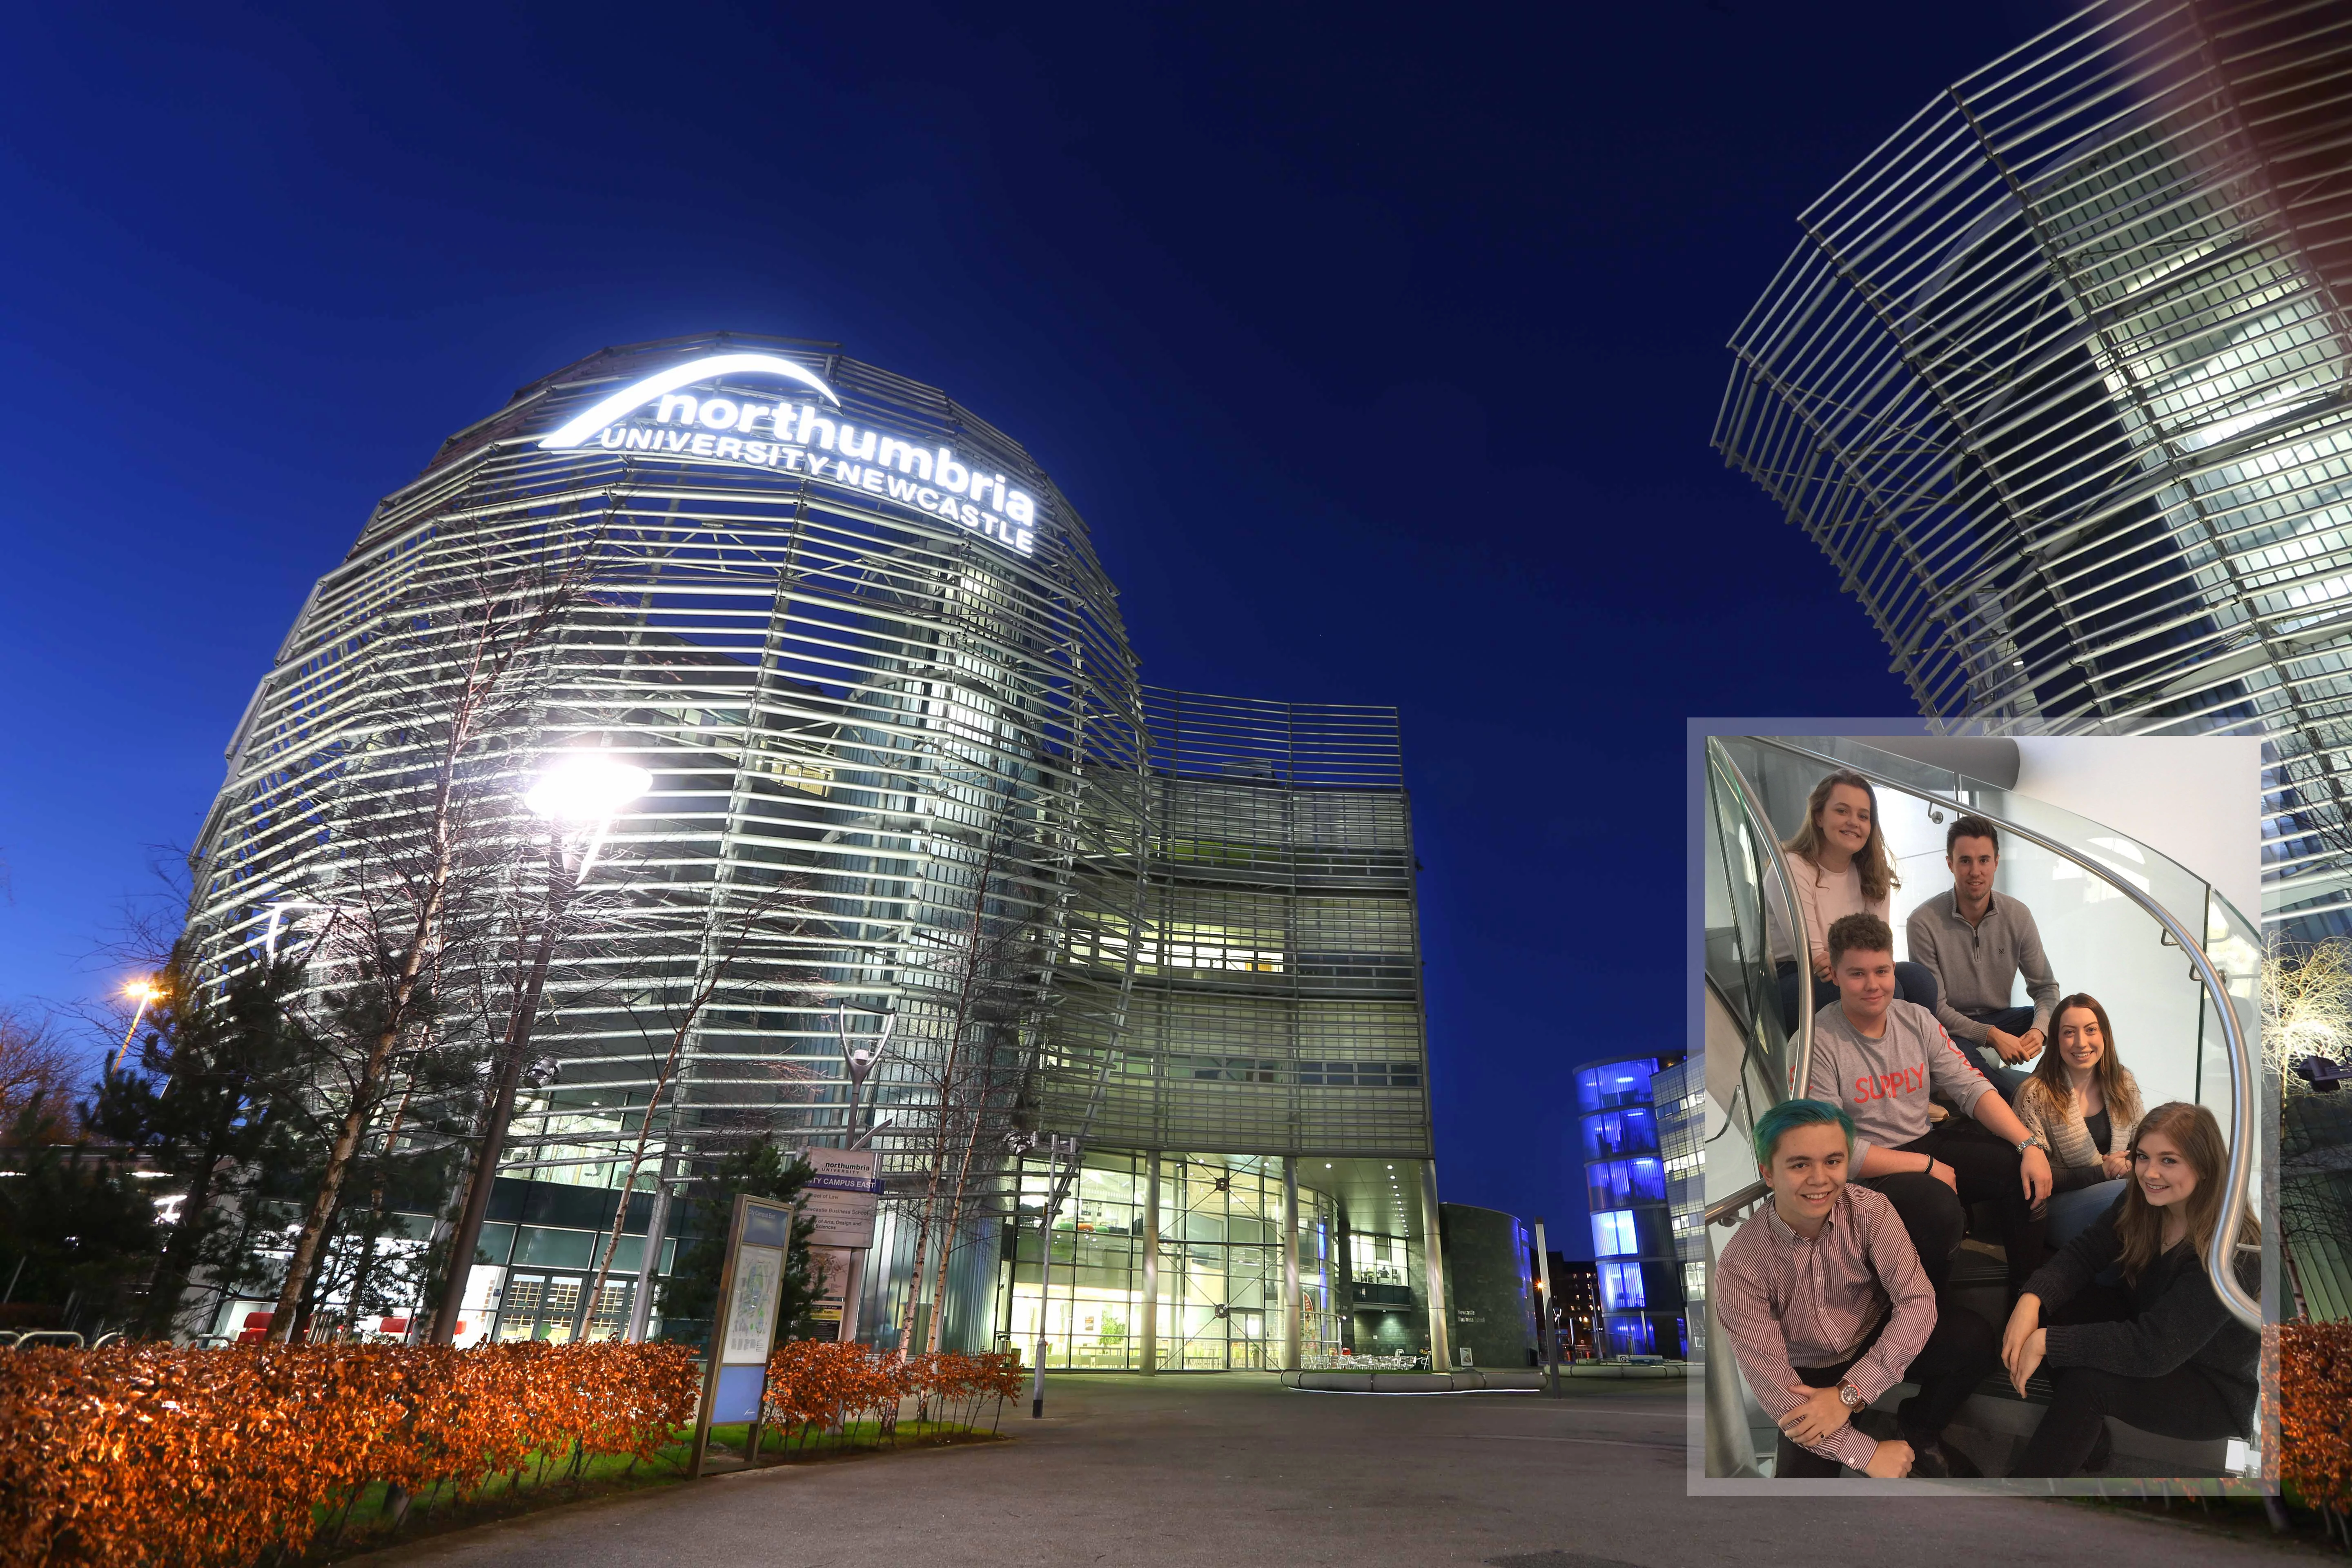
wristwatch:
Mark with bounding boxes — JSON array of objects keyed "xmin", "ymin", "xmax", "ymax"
[
  {"xmin": 2014, "ymin": 1133, "xmax": 2044, "ymax": 1154},
  {"xmin": 1838, "ymin": 1379, "xmax": 1865, "ymax": 1410}
]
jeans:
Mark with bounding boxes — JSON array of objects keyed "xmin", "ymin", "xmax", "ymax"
[
  {"xmin": 1953, "ymin": 1005, "xmax": 2035, "ymax": 1104},
  {"xmin": 1774, "ymin": 1304, "xmax": 2000, "ymax": 1477},
  {"xmin": 1778, "ymin": 960, "xmax": 1940, "ymax": 1035},
  {"xmin": 2010, "ymin": 1285, "xmax": 2247, "ymax": 1476},
  {"xmin": 1860, "ymin": 1120, "xmax": 2046, "ymax": 1293}
]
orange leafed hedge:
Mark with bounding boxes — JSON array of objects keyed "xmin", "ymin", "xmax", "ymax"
[
  {"xmin": 2282, "ymin": 1321, "xmax": 2352, "ymax": 1514},
  {"xmin": 0, "ymin": 1341, "xmax": 700, "ymax": 1568},
  {"xmin": 759, "ymin": 1341, "xmax": 1023, "ymax": 1435}
]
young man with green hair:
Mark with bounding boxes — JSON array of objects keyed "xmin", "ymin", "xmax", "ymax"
[{"xmin": 1714, "ymin": 1098, "xmax": 1998, "ymax": 1478}]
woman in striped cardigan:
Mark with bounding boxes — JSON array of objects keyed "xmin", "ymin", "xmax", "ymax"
[{"xmin": 2015, "ymin": 993, "xmax": 2141, "ymax": 1247}]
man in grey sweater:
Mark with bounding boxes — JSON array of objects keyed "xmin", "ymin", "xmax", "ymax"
[
  {"xmin": 1806, "ymin": 912, "xmax": 2054, "ymax": 1295},
  {"xmin": 1904, "ymin": 814, "xmax": 2060, "ymax": 1105}
]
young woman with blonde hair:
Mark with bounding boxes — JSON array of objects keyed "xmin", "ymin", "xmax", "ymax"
[
  {"xmin": 2001, "ymin": 1101, "xmax": 2258, "ymax": 1476},
  {"xmin": 1772, "ymin": 769, "xmax": 1937, "ymax": 1027}
]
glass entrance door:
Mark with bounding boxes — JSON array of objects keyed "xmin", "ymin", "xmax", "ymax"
[{"xmin": 494, "ymin": 1272, "xmax": 585, "ymax": 1342}]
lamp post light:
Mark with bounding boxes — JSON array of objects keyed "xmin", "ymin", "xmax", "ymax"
[
  {"xmin": 110, "ymin": 980, "xmax": 162, "ymax": 1075},
  {"xmin": 825, "ymin": 1005, "xmax": 895, "ymax": 1147},
  {"xmin": 428, "ymin": 751, "xmax": 650, "ymax": 1345},
  {"xmin": 1532, "ymin": 1218, "xmax": 1561, "ymax": 1398},
  {"xmin": 1007, "ymin": 1128, "xmax": 1078, "ymax": 1418}
]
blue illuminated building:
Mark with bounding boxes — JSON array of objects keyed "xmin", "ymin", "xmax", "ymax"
[{"xmin": 1576, "ymin": 1054, "xmax": 1687, "ymax": 1357}]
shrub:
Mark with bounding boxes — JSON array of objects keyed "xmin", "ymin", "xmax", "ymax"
[
  {"xmin": 2282, "ymin": 1321, "xmax": 2352, "ymax": 1515},
  {"xmin": 0, "ymin": 1340, "xmax": 699, "ymax": 1568}
]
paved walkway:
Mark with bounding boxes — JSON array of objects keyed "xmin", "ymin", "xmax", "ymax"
[{"xmin": 368, "ymin": 1374, "xmax": 2292, "ymax": 1567}]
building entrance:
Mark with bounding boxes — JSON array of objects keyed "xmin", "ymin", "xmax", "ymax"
[{"xmin": 491, "ymin": 1272, "xmax": 637, "ymax": 1343}]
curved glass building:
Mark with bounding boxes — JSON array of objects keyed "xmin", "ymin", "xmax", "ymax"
[
  {"xmin": 188, "ymin": 334, "xmax": 1442, "ymax": 1364},
  {"xmin": 1714, "ymin": 0, "xmax": 2352, "ymax": 935}
]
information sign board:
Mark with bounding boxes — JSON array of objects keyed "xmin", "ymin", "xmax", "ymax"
[{"xmin": 799, "ymin": 1148, "xmax": 882, "ymax": 1250}]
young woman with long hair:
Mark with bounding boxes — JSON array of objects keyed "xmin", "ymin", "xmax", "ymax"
[
  {"xmin": 1771, "ymin": 769, "xmax": 1937, "ymax": 1027},
  {"xmin": 2001, "ymin": 1101, "xmax": 2259, "ymax": 1476},
  {"xmin": 2015, "ymin": 994, "xmax": 2143, "ymax": 1246}
]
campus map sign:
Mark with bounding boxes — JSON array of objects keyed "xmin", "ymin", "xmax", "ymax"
[{"xmin": 538, "ymin": 352, "xmax": 1040, "ymax": 557}]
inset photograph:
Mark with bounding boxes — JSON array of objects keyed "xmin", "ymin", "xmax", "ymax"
[{"xmin": 1693, "ymin": 730, "xmax": 2272, "ymax": 1489}]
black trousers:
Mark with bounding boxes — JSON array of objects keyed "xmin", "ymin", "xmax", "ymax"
[
  {"xmin": 2009, "ymin": 1286, "xmax": 2247, "ymax": 1477},
  {"xmin": 1952, "ymin": 1004, "xmax": 2034, "ymax": 1105},
  {"xmin": 1774, "ymin": 1305, "xmax": 2000, "ymax": 1477},
  {"xmin": 1860, "ymin": 1120, "xmax": 2046, "ymax": 1293}
]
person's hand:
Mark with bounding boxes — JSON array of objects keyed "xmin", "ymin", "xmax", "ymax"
[
  {"xmin": 1811, "ymin": 952, "xmax": 1833, "ymax": 984},
  {"xmin": 2002, "ymin": 1294, "xmax": 2040, "ymax": 1371},
  {"xmin": 1987, "ymin": 1027, "xmax": 2034, "ymax": 1065},
  {"xmin": 2021, "ymin": 1145, "xmax": 2053, "ymax": 1203},
  {"xmin": 1863, "ymin": 1439, "xmax": 1914, "ymax": 1479},
  {"xmin": 2100, "ymin": 1151, "xmax": 2132, "ymax": 1180},
  {"xmin": 1779, "ymin": 1383, "xmax": 1849, "ymax": 1448},
  {"xmin": 2016, "ymin": 1028, "xmax": 2046, "ymax": 1060},
  {"xmin": 2005, "ymin": 1327, "xmax": 2047, "ymax": 1398},
  {"xmin": 1927, "ymin": 1158, "xmax": 1958, "ymax": 1192}
]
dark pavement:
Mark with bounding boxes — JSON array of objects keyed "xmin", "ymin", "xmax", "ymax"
[{"xmin": 365, "ymin": 1374, "xmax": 2286, "ymax": 1566}]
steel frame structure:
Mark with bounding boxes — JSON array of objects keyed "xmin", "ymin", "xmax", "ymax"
[
  {"xmin": 191, "ymin": 332, "xmax": 1152, "ymax": 1220},
  {"xmin": 1714, "ymin": 0, "xmax": 2352, "ymax": 931},
  {"xmin": 1049, "ymin": 687, "xmax": 1434, "ymax": 1161},
  {"xmin": 186, "ymin": 334, "xmax": 1439, "ymax": 1353}
]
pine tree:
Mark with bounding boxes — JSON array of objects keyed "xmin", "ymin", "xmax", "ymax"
[
  {"xmin": 85, "ymin": 950, "xmax": 321, "ymax": 1338},
  {"xmin": 657, "ymin": 1138, "xmax": 820, "ymax": 1347}
]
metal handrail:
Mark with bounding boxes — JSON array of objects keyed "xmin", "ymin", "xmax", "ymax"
[
  {"xmin": 1705, "ymin": 1178, "xmax": 1769, "ymax": 1227},
  {"xmin": 1745, "ymin": 735, "xmax": 2263, "ymax": 1331},
  {"xmin": 1707, "ymin": 742, "xmax": 1813, "ymax": 1096}
]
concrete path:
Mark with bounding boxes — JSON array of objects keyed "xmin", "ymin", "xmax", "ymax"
[{"xmin": 365, "ymin": 1374, "xmax": 2295, "ymax": 1567}]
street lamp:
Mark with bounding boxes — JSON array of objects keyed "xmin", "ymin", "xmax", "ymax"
[
  {"xmin": 524, "ymin": 753, "xmax": 652, "ymax": 874},
  {"xmin": 110, "ymin": 980, "xmax": 161, "ymax": 1074},
  {"xmin": 1006, "ymin": 1128, "xmax": 1078, "ymax": 1418},
  {"xmin": 825, "ymin": 1005, "xmax": 895, "ymax": 1147},
  {"xmin": 428, "ymin": 750, "xmax": 650, "ymax": 1345}
]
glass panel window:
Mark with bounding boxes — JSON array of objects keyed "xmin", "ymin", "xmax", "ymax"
[
  {"xmin": 1601, "ymin": 1261, "xmax": 1646, "ymax": 1311},
  {"xmin": 1591, "ymin": 1209, "xmax": 1637, "ymax": 1257},
  {"xmin": 1581, "ymin": 1107, "xmax": 1659, "ymax": 1160}
]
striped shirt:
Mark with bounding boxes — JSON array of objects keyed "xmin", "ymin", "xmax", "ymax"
[{"xmin": 1714, "ymin": 1183, "xmax": 1938, "ymax": 1472}]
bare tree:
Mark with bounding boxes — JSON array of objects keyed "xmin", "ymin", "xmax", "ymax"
[
  {"xmin": 262, "ymin": 530, "xmax": 604, "ymax": 1341},
  {"xmin": 893, "ymin": 824, "xmax": 1060, "ymax": 1356},
  {"xmin": 0, "ymin": 1007, "xmax": 79, "ymax": 1139},
  {"xmin": 580, "ymin": 874, "xmax": 822, "ymax": 1331}
]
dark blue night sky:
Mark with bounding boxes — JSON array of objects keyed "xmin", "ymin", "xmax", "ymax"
[{"xmin": 0, "ymin": 2, "xmax": 2058, "ymax": 1251}]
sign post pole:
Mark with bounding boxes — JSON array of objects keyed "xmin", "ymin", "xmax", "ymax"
[{"xmin": 1532, "ymin": 1219, "xmax": 1562, "ymax": 1398}]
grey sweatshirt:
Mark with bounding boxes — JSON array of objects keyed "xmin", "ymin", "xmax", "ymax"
[
  {"xmin": 1805, "ymin": 998, "xmax": 1995, "ymax": 1165},
  {"xmin": 1904, "ymin": 889, "xmax": 2061, "ymax": 1045}
]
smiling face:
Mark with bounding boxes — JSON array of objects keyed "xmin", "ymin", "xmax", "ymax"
[
  {"xmin": 2133, "ymin": 1129, "xmax": 2198, "ymax": 1210},
  {"xmin": 1816, "ymin": 783, "xmax": 1874, "ymax": 864},
  {"xmin": 2056, "ymin": 1004, "xmax": 2105, "ymax": 1072},
  {"xmin": 1763, "ymin": 1120, "xmax": 1849, "ymax": 1230},
  {"xmin": 1832, "ymin": 942, "xmax": 1897, "ymax": 1031},
  {"xmin": 1947, "ymin": 832, "xmax": 1997, "ymax": 906}
]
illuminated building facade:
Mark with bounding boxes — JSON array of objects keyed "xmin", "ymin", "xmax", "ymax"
[
  {"xmin": 187, "ymin": 333, "xmax": 1439, "ymax": 1362},
  {"xmin": 1577, "ymin": 1055, "xmax": 1687, "ymax": 1356},
  {"xmin": 1713, "ymin": 0, "xmax": 2352, "ymax": 938}
]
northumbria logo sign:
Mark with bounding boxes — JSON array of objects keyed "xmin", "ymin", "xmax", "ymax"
[{"xmin": 537, "ymin": 352, "xmax": 1038, "ymax": 557}]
